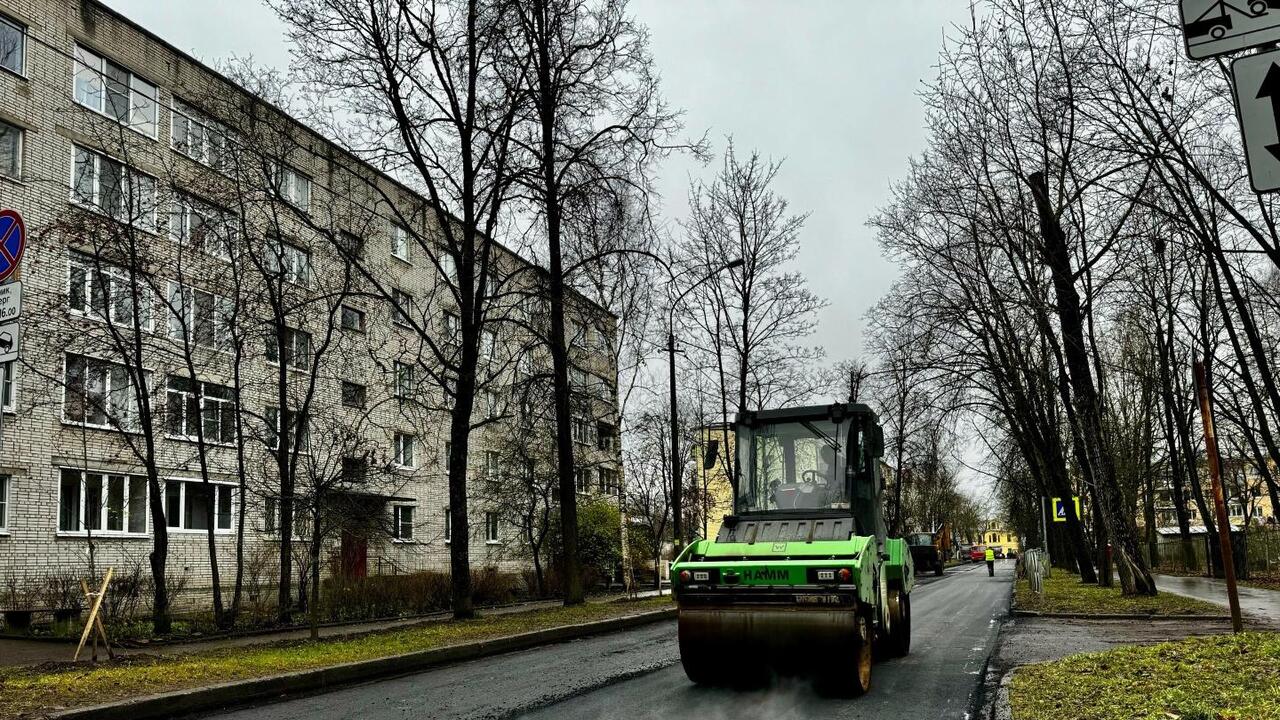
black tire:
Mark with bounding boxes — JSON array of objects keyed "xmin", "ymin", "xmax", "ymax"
[
  {"xmin": 884, "ymin": 589, "xmax": 911, "ymax": 658},
  {"xmin": 819, "ymin": 611, "xmax": 872, "ymax": 696}
]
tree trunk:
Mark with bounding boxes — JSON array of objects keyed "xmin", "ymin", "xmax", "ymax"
[{"xmin": 1028, "ymin": 170, "xmax": 1155, "ymax": 595}]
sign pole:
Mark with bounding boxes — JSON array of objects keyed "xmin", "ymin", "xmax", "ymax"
[
  {"xmin": 1041, "ymin": 496, "xmax": 1050, "ymax": 563},
  {"xmin": 1194, "ymin": 361, "xmax": 1243, "ymax": 633}
]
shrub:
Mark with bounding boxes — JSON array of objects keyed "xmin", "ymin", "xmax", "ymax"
[{"xmin": 320, "ymin": 569, "xmax": 520, "ymax": 621}]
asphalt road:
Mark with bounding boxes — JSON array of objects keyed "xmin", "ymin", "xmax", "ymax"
[{"xmin": 202, "ymin": 561, "xmax": 1013, "ymax": 720}]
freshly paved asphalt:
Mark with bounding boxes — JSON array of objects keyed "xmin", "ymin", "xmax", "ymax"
[{"xmin": 200, "ymin": 561, "xmax": 1013, "ymax": 720}]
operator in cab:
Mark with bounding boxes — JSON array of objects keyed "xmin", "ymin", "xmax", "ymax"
[{"xmin": 985, "ymin": 546, "xmax": 996, "ymax": 576}]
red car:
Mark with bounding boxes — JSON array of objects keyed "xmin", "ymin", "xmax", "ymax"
[{"xmin": 969, "ymin": 545, "xmax": 987, "ymax": 563}]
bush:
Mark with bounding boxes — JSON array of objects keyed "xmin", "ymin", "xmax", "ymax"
[
  {"xmin": 545, "ymin": 496, "xmax": 623, "ymax": 591},
  {"xmin": 320, "ymin": 570, "xmax": 520, "ymax": 621}
]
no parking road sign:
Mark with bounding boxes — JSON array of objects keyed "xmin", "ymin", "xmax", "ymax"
[{"xmin": 0, "ymin": 209, "xmax": 26, "ymax": 283}]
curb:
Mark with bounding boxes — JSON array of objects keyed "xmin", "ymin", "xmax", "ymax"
[
  {"xmin": 1010, "ymin": 609, "xmax": 1232, "ymax": 620},
  {"xmin": 49, "ymin": 607, "xmax": 677, "ymax": 720}
]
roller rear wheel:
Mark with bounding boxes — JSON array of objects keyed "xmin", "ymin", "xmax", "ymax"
[
  {"xmin": 818, "ymin": 611, "xmax": 872, "ymax": 696},
  {"xmin": 884, "ymin": 589, "xmax": 911, "ymax": 658}
]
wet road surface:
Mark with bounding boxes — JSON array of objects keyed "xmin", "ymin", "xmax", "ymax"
[{"xmin": 201, "ymin": 561, "xmax": 1013, "ymax": 720}]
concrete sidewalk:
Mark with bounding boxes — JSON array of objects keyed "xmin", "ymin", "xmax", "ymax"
[
  {"xmin": 0, "ymin": 589, "xmax": 670, "ymax": 668},
  {"xmin": 1154, "ymin": 573, "xmax": 1280, "ymax": 623}
]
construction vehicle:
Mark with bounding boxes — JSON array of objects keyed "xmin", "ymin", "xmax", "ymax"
[
  {"xmin": 907, "ymin": 532, "xmax": 945, "ymax": 576},
  {"xmin": 670, "ymin": 403, "xmax": 913, "ymax": 694}
]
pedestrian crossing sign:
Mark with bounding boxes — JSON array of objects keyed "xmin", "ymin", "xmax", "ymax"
[{"xmin": 1052, "ymin": 496, "xmax": 1081, "ymax": 522}]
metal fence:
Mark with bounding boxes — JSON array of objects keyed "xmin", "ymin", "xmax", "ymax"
[{"xmin": 1147, "ymin": 526, "xmax": 1280, "ymax": 578}]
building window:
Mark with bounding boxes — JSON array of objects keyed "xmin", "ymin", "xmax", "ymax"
[
  {"xmin": 394, "ymin": 433, "xmax": 416, "ymax": 468},
  {"xmin": 171, "ymin": 98, "xmax": 231, "ymax": 170},
  {"xmin": 391, "ymin": 224, "xmax": 412, "ymax": 263},
  {"xmin": 0, "ymin": 119, "xmax": 20, "ymax": 179},
  {"xmin": 394, "ymin": 361, "xmax": 414, "ymax": 399},
  {"xmin": 597, "ymin": 424, "xmax": 616, "ymax": 452},
  {"xmin": 596, "ymin": 376, "xmax": 613, "ymax": 401},
  {"xmin": 265, "ymin": 407, "xmax": 309, "ymax": 451},
  {"xmin": 342, "ymin": 456, "xmax": 367, "ymax": 484},
  {"xmin": 72, "ymin": 45, "xmax": 157, "ymax": 136},
  {"xmin": 598, "ymin": 468, "xmax": 621, "ymax": 496},
  {"xmin": 341, "ymin": 381, "xmax": 366, "ymax": 408},
  {"xmin": 443, "ymin": 310, "xmax": 459, "ymax": 341},
  {"xmin": 270, "ymin": 163, "xmax": 311, "ymax": 210},
  {"xmin": 169, "ymin": 194, "xmax": 234, "ymax": 260},
  {"xmin": 63, "ymin": 353, "xmax": 142, "ymax": 431},
  {"xmin": 570, "ymin": 320, "xmax": 585, "ymax": 347},
  {"xmin": 393, "ymin": 505, "xmax": 414, "ymax": 541},
  {"xmin": 167, "ymin": 282, "xmax": 233, "ymax": 351},
  {"xmin": 340, "ymin": 305, "xmax": 365, "ymax": 332},
  {"xmin": 0, "ymin": 14, "xmax": 24, "ymax": 75},
  {"xmin": 570, "ymin": 367, "xmax": 588, "ymax": 390},
  {"xmin": 480, "ymin": 328, "xmax": 497, "ymax": 358},
  {"xmin": 71, "ymin": 146, "xmax": 157, "ymax": 229},
  {"xmin": 444, "ymin": 442, "xmax": 452, "ymax": 474},
  {"xmin": 576, "ymin": 467, "xmax": 592, "ymax": 494},
  {"xmin": 338, "ymin": 231, "xmax": 365, "ymax": 259},
  {"xmin": 265, "ymin": 236, "xmax": 311, "ymax": 285},
  {"xmin": 0, "ymin": 474, "xmax": 8, "ymax": 530},
  {"xmin": 58, "ymin": 468, "xmax": 148, "ymax": 534},
  {"xmin": 391, "ymin": 289, "xmax": 413, "ymax": 328},
  {"xmin": 164, "ymin": 479, "xmax": 233, "ymax": 532},
  {"xmin": 166, "ymin": 376, "xmax": 236, "ymax": 444},
  {"xmin": 483, "ymin": 389, "xmax": 500, "ymax": 419},
  {"xmin": 485, "ymin": 512, "xmax": 500, "ymax": 543},
  {"xmin": 68, "ymin": 253, "xmax": 153, "ymax": 328},
  {"xmin": 440, "ymin": 254, "xmax": 457, "ymax": 284},
  {"xmin": 1, "ymin": 360, "xmax": 13, "ymax": 412},
  {"xmin": 571, "ymin": 416, "xmax": 595, "ymax": 445},
  {"xmin": 444, "ymin": 506, "xmax": 451, "ymax": 543},
  {"xmin": 265, "ymin": 327, "xmax": 313, "ymax": 371},
  {"xmin": 484, "ymin": 451, "xmax": 501, "ymax": 481}
]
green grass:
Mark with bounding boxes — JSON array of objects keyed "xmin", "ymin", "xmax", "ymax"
[
  {"xmin": 0, "ymin": 596, "xmax": 671, "ymax": 719},
  {"xmin": 1014, "ymin": 572, "xmax": 1224, "ymax": 616},
  {"xmin": 1010, "ymin": 631, "xmax": 1280, "ymax": 720}
]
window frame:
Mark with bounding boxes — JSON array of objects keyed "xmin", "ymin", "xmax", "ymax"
[
  {"xmin": 394, "ymin": 361, "xmax": 414, "ymax": 400},
  {"xmin": 265, "ymin": 326, "xmax": 313, "ymax": 372},
  {"xmin": 340, "ymin": 305, "xmax": 366, "ymax": 333},
  {"xmin": 169, "ymin": 193, "xmax": 234, "ymax": 261},
  {"xmin": 265, "ymin": 235, "xmax": 312, "ymax": 287},
  {"xmin": 391, "ymin": 289, "xmax": 414, "ymax": 328},
  {"xmin": 164, "ymin": 375, "xmax": 237, "ymax": 445},
  {"xmin": 0, "ymin": 474, "xmax": 8, "ymax": 532},
  {"xmin": 341, "ymin": 380, "xmax": 367, "ymax": 409},
  {"xmin": 271, "ymin": 163, "xmax": 312, "ymax": 211},
  {"xmin": 392, "ymin": 504, "xmax": 415, "ymax": 542},
  {"xmin": 61, "ymin": 353, "xmax": 145, "ymax": 432},
  {"xmin": 67, "ymin": 252, "xmax": 154, "ymax": 329},
  {"xmin": 391, "ymin": 224, "xmax": 412, "ymax": 264},
  {"xmin": 0, "ymin": 118, "xmax": 21, "ymax": 180},
  {"xmin": 0, "ymin": 12, "xmax": 26, "ymax": 77},
  {"xmin": 393, "ymin": 432, "xmax": 416, "ymax": 469},
  {"xmin": 164, "ymin": 477, "xmax": 236, "ymax": 534},
  {"xmin": 57, "ymin": 467, "xmax": 150, "ymax": 537},
  {"xmin": 70, "ymin": 145, "xmax": 158, "ymax": 230},
  {"xmin": 71, "ymin": 44, "xmax": 158, "ymax": 138},
  {"xmin": 169, "ymin": 97, "xmax": 231, "ymax": 171},
  {"xmin": 167, "ymin": 281, "xmax": 233, "ymax": 352},
  {"xmin": 484, "ymin": 511, "xmax": 500, "ymax": 544},
  {"xmin": 2, "ymin": 359, "xmax": 16, "ymax": 413},
  {"xmin": 265, "ymin": 406, "xmax": 310, "ymax": 452}
]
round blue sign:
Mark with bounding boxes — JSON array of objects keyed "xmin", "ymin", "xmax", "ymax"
[{"xmin": 0, "ymin": 209, "xmax": 25, "ymax": 283}]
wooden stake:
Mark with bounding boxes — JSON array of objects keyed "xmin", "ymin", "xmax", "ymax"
[
  {"xmin": 1193, "ymin": 362, "xmax": 1244, "ymax": 633},
  {"xmin": 74, "ymin": 568, "xmax": 114, "ymax": 662}
]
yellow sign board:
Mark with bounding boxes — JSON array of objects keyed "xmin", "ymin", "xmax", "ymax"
[{"xmin": 1052, "ymin": 496, "xmax": 1082, "ymax": 523}]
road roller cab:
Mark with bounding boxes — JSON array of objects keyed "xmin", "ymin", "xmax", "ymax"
[{"xmin": 671, "ymin": 403, "xmax": 913, "ymax": 694}]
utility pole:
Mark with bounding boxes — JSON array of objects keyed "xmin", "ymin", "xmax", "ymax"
[{"xmin": 1194, "ymin": 361, "xmax": 1243, "ymax": 633}]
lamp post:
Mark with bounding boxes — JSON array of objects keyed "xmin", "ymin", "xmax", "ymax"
[{"xmin": 668, "ymin": 258, "xmax": 743, "ymax": 554}]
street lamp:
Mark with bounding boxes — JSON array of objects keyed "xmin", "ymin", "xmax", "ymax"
[{"xmin": 668, "ymin": 257, "xmax": 743, "ymax": 554}]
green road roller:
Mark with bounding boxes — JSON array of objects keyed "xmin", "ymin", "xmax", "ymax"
[{"xmin": 670, "ymin": 403, "xmax": 913, "ymax": 694}]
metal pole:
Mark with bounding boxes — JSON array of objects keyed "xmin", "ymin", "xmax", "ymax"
[
  {"xmin": 0, "ymin": 363, "xmax": 6, "ymax": 456},
  {"xmin": 1041, "ymin": 495, "xmax": 1049, "ymax": 563},
  {"xmin": 669, "ymin": 327, "xmax": 682, "ymax": 553},
  {"xmin": 1194, "ymin": 361, "xmax": 1244, "ymax": 633}
]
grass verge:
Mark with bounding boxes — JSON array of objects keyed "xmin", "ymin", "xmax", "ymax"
[
  {"xmin": 0, "ymin": 596, "xmax": 671, "ymax": 719},
  {"xmin": 1014, "ymin": 572, "xmax": 1223, "ymax": 616},
  {"xmin": 1009, "ymin": 631, "xmax": 1280, "ymax": 720}
]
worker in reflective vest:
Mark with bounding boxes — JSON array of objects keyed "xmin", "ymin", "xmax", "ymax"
[{"xmin": 985, "ymin": 547, "xmax": 996, "ymax": 576}]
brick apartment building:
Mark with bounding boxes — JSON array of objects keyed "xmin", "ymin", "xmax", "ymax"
[{"xmin": 0, "ymin": 0, "xmax": 622, "ymax": 598}]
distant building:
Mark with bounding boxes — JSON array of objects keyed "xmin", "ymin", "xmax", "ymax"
[{"xmin": 978, "ymin": 521, "xmax": 1020, "ymax": 554}]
